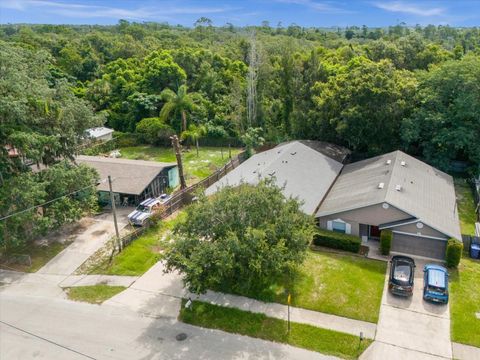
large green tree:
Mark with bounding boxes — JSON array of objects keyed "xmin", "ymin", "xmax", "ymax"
[
  {"xmin": 402, "ymin": 56, "xmax": 480, "ymax": 172},
  {"xmin": 163, "ymin": 180, "xmax": 314, "ymax": 294},
  {"xmin": 311, "ymin": 57, "xmax": 417, "ymax": 154},
  {"xmin": 0, "ymin": 41, "xmax": 103, "ymax": 178}
]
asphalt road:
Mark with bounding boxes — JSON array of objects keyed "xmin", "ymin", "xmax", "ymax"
[{"xmin": 0, "ymin": 293, "xmax": 337, "ymax": 360}]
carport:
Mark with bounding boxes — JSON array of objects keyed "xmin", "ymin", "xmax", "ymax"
[{"xmin": 391, "ymin": 232, "xmax": 447, "ymax": 260}]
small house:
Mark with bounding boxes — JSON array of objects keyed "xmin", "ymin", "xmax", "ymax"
[{"xmin": 76, "ymin": 155, "xmax": 179, "ymax": 206}]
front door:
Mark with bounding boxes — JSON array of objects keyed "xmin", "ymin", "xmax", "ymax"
[{"xmin": 369, "ymin": 225, "xmax": 381, "ymax": 238}]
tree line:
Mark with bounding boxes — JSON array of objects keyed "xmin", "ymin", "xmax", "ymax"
[{"xmin": 1, "ymin": 21, "xmax": 479, "ymax": 253}]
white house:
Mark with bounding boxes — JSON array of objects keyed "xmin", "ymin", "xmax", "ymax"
[{"xmin": 85, "ymin": 127, "xmax": 114, "ymax": 142}]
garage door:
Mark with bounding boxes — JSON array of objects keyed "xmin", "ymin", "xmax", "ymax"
[{"xmin": 392, "ymin": 233, "xmax": 447, "ymax": 260}]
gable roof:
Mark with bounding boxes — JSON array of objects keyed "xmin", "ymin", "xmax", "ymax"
[
  {"xmin": 316, "ymin": 150, "xmax": 461, "ymax": 240},
  {"xmin": 76, "ymin": 155, "xmax": 176, "ymax": 195},
  {"xmin": 205, "ymin": 141, "xmax": 349, "ymax": 214}
]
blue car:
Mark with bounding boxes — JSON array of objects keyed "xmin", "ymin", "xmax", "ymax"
[{"xmin": 423, "ymin": 264, "xmax": 449, "ymax": 304}]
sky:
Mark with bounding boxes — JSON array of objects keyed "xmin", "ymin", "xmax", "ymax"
[{"xmin": 1, "ymin": 0, "xmax": 479, "ymax": 28}]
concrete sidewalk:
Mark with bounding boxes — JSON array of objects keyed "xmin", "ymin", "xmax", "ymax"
[
  {"xmin": 452, "ymin": 342, "xmax": 480, "ymax": 360},
  {"xmin": 105, "ymin": 261, "xmax": 377, "ymax": 339},
  {"xmin": 196, "ymin": 291, "xmax": 377, "ymax": 339}
]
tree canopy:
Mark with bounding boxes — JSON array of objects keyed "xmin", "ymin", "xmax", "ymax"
[{"xmin": 163, "ymin": 180, "xmax": 315, "ymax": 294}]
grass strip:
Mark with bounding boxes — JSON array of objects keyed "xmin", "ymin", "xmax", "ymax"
[
  {"xmin": 450, "ymin": 258, "xmax": 480, "ymax": 347},
  {"xmin": 179, "ymin": 300, "xmax": 371, "ymax": 359},
  {"xmin": 65, "ymin": 285, "xmax": 126, "ymax": 304}
]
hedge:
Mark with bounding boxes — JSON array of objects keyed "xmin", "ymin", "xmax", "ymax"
[
  {"xmin": 380, "ymin": 230, "xmax": 392, "ymax": 256},
  {"xmin": 312, "ymin": 229, "xmax": 361, "ymax": 253},
  {"xmin": 445, "ymin": 238, "xmax": 463, "ymax": 268}
]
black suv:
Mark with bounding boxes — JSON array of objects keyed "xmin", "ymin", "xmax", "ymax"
[{"xmin": 388, "ymin": 255, "xmax": 415, "ymax": 297}]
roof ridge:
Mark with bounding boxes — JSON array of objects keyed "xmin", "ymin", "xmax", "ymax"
[{"xmin": 384, "ymin": 151, "xmax": 402, "ymax": 203}]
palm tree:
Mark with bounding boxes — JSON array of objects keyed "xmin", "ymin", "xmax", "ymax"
[
  {"xmin": 181, "ymin": 124, "xmax": 207, "ymax": 157},
  {"xmin": 159, "ymin": 85, "xmax": 194, "ymax": 133}
]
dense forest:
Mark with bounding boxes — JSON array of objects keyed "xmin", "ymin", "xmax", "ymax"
[{"xmin": 1, "ymin": 21, "xmax": 480, "ymax": 252}]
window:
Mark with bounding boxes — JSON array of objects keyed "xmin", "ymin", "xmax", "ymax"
[{"xmin": 332, "ymin": 220, "xmax": 346, "ymax": 233}]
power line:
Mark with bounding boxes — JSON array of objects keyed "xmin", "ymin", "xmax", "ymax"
[
  {"xmin": 0, "ymin": 320, "xmax": 97, "ymax": 360},
  {"xmin": 0, "ymin": 179, "xmax": 106, "ymax": 222}
]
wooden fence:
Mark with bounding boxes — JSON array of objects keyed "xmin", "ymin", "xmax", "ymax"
[{"xmin": 114, "ymin": 151, "xmax": 247, "ymax": 251}]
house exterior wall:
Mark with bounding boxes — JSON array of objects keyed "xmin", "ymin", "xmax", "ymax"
[
  {"xmin": 96, "ymin": 132, "xmax": 113, "ymax": 141},
  {"xmin": 317, "ymin": 203, "xmax": 410, "ymax": 236},
  {"xmin": 393, "ymin": 222, "xmax": 447, "ymax": 239},
  {"xmin": 168, "ymin": 167, "xmax": 179, "ymax": 188}
]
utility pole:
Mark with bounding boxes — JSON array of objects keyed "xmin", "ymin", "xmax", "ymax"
[
  {"xmin": 108, "ymin": 175, "xmax": 122, "ymax": 252},
  {"xmin": 171, "ymin": 135, "xmax": 187, "ymax": 190},
  {"xmin": 287, "ymin": 292, "xmax": 291, "ymax": 334},
  {"xmin": 246, "ymin": 30, "xmax": 258, "ymax": 129}
]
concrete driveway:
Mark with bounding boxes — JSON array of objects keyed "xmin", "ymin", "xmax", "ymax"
[
  {"xmin": 362, "ymin": 257, "xmax": 452, "ymax": 359},
  {"xmin": 37, "ymin": 208, "xmax": 131, "ymax": 276}
]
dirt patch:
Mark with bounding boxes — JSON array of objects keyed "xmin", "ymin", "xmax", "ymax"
[
  {"xmin": 92, "ymin": 229, "xmax": 107, "ymax": 237},
  {"xmin": 34, "ymin": 216, "xmax": 96, "ymax": 246}
]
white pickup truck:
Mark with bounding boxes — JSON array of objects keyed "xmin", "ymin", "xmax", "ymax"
[
  {"xmin": 127, "ymin": 194, "xmax": 171, "ymax": 226},
  {"xmin": 127, "ymin": 198, "xmax": 161, "ymax": 226}
]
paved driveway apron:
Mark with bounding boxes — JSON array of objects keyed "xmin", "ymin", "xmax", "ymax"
[{"xmin": 364, "ymin": 258, "xmax": 452, "ymax": 360}]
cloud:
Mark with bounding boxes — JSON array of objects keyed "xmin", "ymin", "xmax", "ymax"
[
  {"xmin": 274, "ymin": 0, "xmax": 352, "ymax": 13},
  {"xmin": 373, "ymin": 1, "xmax": 446, "ymax": 17},
  {"xmin": 0, "ymin": 0, "xmax": 234, "ymax": 20}
]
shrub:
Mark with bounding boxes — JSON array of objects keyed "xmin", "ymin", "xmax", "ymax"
[
  {"xmin": 380, "ymin": 230, "xmax": 392, "ymax": 255},
  {"xmin": 136, "ymin": 117, "xmax": 175, "ymax": 145},
  {"xmin": 114, "ymin": 132, "xmax": 139, "ymax": 147},
  {"xmin": 445, "ymin": 238, "xmax": 463, "ymax": 268},
  {"xmin": 313, "ymin": 229, "xmax": 361, "ymax": 253}
]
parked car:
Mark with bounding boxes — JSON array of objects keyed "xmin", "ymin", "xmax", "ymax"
[
  {"xmin": 388, "ymin": 255, "xmax": 415, "ymax": 296},
  {"xmin": 423, "ymin": 264, "xmax": 449, "ymax": 304},
  {"xmin": 127, "ymin": 198, "xmax": 161, "ymax": 226}
]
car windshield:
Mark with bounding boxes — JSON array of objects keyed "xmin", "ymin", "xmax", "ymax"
[
  {"xmin": 394, "ymin": 264, "xmax": 411, "ymax": 282},
  {"xmin": 136, "ymin": 205, "xmax": 150, "ymax": 213},
  {"xmin": 427, "ymin": 285, "xmax": 446, "ymax": 294}
]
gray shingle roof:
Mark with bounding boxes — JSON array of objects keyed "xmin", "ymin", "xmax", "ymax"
[
  {"xmin": 317, "ymin": 150, "xmax": 461, "ymax": 240},
  {"xmin": 205, "ymin": 141, "xmax": 346, "ymax": 214},
  {"xmin": 76, "ymin": 155, "xmax": 176, "ymax": 195}
]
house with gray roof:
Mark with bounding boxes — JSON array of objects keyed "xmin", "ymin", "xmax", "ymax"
[
  {"xmin": 316, "ymin": 150, "xmax": 461, "ymax": 260},
  {"xmin": 205, "ymin": 140, "xmax": 350, "ymax": 214},
  {"xmin": 76, "ymin": 156, "xmax": 179, "ymax": 206}
]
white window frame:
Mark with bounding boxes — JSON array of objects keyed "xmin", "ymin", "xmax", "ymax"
[{"xmin": 327, "ymin": 218, "xmax": 351, "ymax": 234}]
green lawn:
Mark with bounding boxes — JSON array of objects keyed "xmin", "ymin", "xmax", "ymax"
[
  {"xmin": 94, "ymin": 212, "xmax": 186, "ymax": 276},
  {"xmin": 65, "ymin": 285, "xmax": 126, "ymax": 304},
  {"xmin": 454, "ymin": 178, "xmax": 477, "ymax": 236},
  {"xmin": 179, "ymin": 300, "xmax": 371, "ymax": 359},
  {"xmin": 119, "ymin": 145, "xmax": 242, "ymax": 185},
  {"xmin": 1, "ymin": 241, "xmax": 70, "ymax": 273},
  {"xmin": 222, "ymin": 250, "xmax": 386, "ymax": 323},
  {"xmin": 450, "ymin": 258, "xmax": 480, "ymax": 347}
]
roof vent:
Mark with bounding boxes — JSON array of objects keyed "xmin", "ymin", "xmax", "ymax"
[
  {"xmin": 290, "ymin": 152, "xmax": 297, "ymax": 155},
  {"xmin": 268, "ymin": 171, "xmax": 276, "ymax": 177},
  {"xmin": 378, "ymin": 182, "xmax": 385, "ymax": 189},
  {"xmin": 395, "ymin": 184, "xmax": 402, "ymax": 191},
  {"xmin": 401, "ymin": 161, "xmax": 406, "ymax": 166},
  {"xmin": 386, "ymin": 160, "xmax": 391, "ymax": 165}
]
